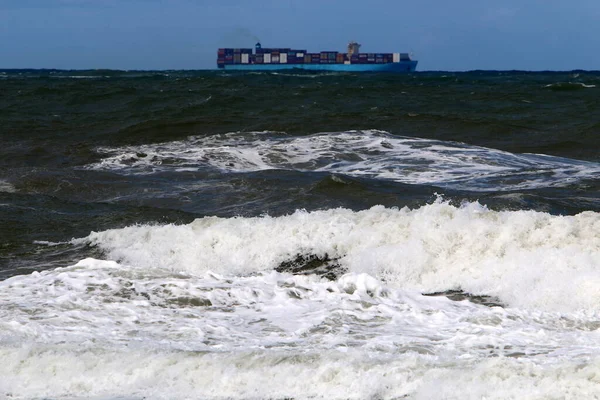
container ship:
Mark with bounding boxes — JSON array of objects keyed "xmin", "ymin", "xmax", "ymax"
[{"xmin": 217, "ymin": 41, "xmax": 417, "ymax": 72}]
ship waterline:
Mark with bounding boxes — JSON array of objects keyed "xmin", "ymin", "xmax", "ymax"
[{"xmin": 219, "ymin": 61, "xmax": 418, "ymax": 72}]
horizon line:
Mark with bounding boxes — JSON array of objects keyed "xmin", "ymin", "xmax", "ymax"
[{"xmin": 2, "ymin": 68, "xmax": 599, "ymax": 73}]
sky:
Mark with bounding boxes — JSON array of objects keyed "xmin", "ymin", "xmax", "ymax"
[{"xmin": 1, "ymin": 0, "xmax": 599, "ymax": 71}]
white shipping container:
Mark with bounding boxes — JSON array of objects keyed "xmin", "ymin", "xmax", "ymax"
[
  {"xmin": 264, "ymin": 54, "xmax": 271, "ymax": 63},
  {"xmin": 241, "ymin": 54, "xmax": 249, "ymax": 64},
  {"xmin": 296, "ymin": 53, "xmax": 304, "ymax": 58},
  {"xmin": 393, "ymin": 53, "xmax": 400, "ymax": 63},
  {"xmin": 280, "ymin": 53, "xmax": 287, "ymax": 63}
]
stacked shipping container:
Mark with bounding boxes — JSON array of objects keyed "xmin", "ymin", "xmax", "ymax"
[
  {"xmin": 217, "ymin": 48, "xmax": 252, "ymax": 66},
  {"xmin": 217, "ymin": 45, "xmax": 411, "ymax": 68}
]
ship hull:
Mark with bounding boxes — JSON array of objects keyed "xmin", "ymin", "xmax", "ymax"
[{"xmin": 220, "ymin": 61, "xmax": 417, "ymax": 73}]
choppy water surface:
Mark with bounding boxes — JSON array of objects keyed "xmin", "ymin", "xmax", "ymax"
[{"xmin": 1, "ymin": 69, "xmax": 600, "ymax": 399}]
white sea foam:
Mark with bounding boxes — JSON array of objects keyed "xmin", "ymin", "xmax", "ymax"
[
  {"xmin": 0, "ymin": 180, "xmax": 16, "ymax": 193},
  {"xmin": 76, "ymin": 201, "xmax": 600, "ymax": 313},
  {"xmin": 2, "ymin": 346, "xmax": 600, "ymax": 400},
  {"xmin": 1, "ymin": 253, "xmax": 600, "ymax": 399},
  {"xmin": 86, "ymin": 130, "xmax": 600, "ymax": 191},
  {"xmin": 33, "ymin": 240, "xmax": 69, "ymax": 246},
  {"xmin": 3, "ymin": 202, "xmax": 600, "ymax": 398},
  {"xmin": 545, "ymin": 81, "xmax": 596, "ymax": 89}
]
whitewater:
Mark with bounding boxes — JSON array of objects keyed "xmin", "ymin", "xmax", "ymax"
[{"xmin": 2, "ymin": 201, "xmax": 600, "ymax": 399}]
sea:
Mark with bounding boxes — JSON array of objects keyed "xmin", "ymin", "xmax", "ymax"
[{"xmin": 1, "ymin": 69, "xmax": 600, "ymax": 399}]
